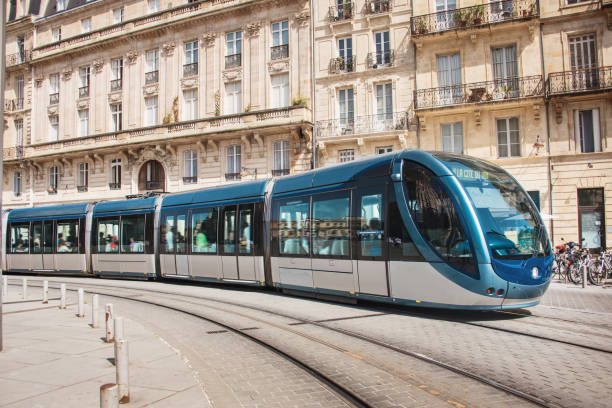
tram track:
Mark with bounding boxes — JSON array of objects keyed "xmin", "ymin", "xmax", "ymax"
[{"xmin": 7, "ymin": 277, "xmax": 567, "ymax": 408}]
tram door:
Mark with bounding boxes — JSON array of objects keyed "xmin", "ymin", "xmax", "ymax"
[
  {"xmin": 30, "ymin": 221, "xmax": 43, "ymax": 269},
  {"xmin": 220, "ymin": 206, "xmax": 238, "ymax": 279},
  {"xmin": 160, "ymin": 211, "xmax": 189, "ymax": 276},
  {"xmin": 220, "ymin": 204, "xmax": 256, "ymax": 281},
  {"xmin": 42, "ymin": 221, "xmax": 54, "ymax": 269},
  {"xmin": 355, "ymin": 185, "xmax": 389, "ymax": 297}
]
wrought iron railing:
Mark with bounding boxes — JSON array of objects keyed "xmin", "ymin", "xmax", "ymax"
[
  {"xmin": 111, "ymin": 79, "xmax": 123, "ymax": 91},
  {"xmin": 414, "ymin": 75, "xmax": 543, "ymax": 109},
  {"xmin": 6, "ymin": 50, "xmax": 30, "ymax": 67},
  {"xmin": 77, "ymin": 185, "xmax": 88, "ymax": 192},
  {"xmin": 183, "ymin": 176, "xmax": 197, "ymax": 184},
  {"xmin": 145, "ymin": 181, "xmax": 161, "ymax": 190},
  {"xmin": 547, "ymin": 66, "xmax": 612, "ymax": 96},
  {"xmin": 365, "ymin": 0, "xmax": 391, "ymax": 14},
  {"xmin": 225, "ymin": 53, "xmax": 242, "ymax": 69},
  {"xmin": 329, "ymin": 55, "xmax": 356, "ymax": 74},
  {"xmin": 79, "ymin": 86, "xmax": 89, "ymax": 98},
  {"xmin": 48, "ymin": 188, "xmax": 57, "ymax": 195},
  {"xmin": 145, "ymin": 70, "xmax": 159, "ymax": 84},
  {"xmin": 49, "ymin": 93, "xmax": 59, "ymax": 105},
  {"xmin": 329, "ymin": 2, "xmax": 355, "ymax": 22},
  {"xmin": 5, "ymin": 98, "xmax": 24, "ymax": 111},
  {"xmin": 109, "ymin": 183, "xmax": 121, "ymax": 190},
  {"xmin": 271, "ymin": 44, "xmax": 289, "ymax": 60},
  {"xmin": 225, "ymin": 173, "xmax": 241, "ymax": 181},
  {"xmin": 316, "ymin": 112, "xmax": 411, "ymax": 139},
  {"xmin": 411, "ymin": 0, "xmax": 538, "ymax": 36},
  {"xmin": 183, "ymin": 62, "xmax": 198, "ymax": 77},
  {"xmin": 272, "ymin": 169, "xmax": 290, "ymax": 177},
  {"xmin": 367, "ymin": 50, "xmax": 394, "ymax": 68}
]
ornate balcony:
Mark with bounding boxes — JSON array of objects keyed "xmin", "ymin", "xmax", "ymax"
[
  {"xmin": 77, "ymin": 185, "xmax": 88, "ymax": 192},
  {"xmin": 272, "ymin": 169, "xmax": 290, "ymax": 177},
  {"xmin": 145, "ymin": 70, "xmax": 159, "ymax": 84},
  {"xmin": 225, "ymin": 53, "xmax": 241, "ymax": 69},
  {"xmin": 79, "ymin": 86, "xmax": 90, "ymax": 98},
  {"xmin": 411, "ymin": 0, "xmax": 538, "ymax": 37},
  {"xmin": 271, "ymin": 44, "xmax": 289, "ymax": 60},
  {"xmin": 145, "ymin": 181, "xmax": 161, "ymax": 190},
  {"xmin": 414, "ymin": 75, "xmax": 544, "ymax": 110},
  {"xmin": 367, "ymin": 50, "xmax": 394, "ymax": 68},
  {"xmin": 329, "ymin": 56, "xmax": 356, "ymax": 74},
  {"xmin": 183, "ymin": 176, "xmax": 197, "ymax": 184},
  {"xmin": 365, "ymin": 0, "xmax": 391, "ymax": 15},
  {"xmin": 49, "ymin": 93, "xmax": 59, "ymax": 105},
  {"xmin": 547, "ymin": 66, "xmax": 612, "ymax": 96},
  {"xmin": 225, "ymin": 173, "xmax": 241, "ymax": 181},
  {"xmin": 329, "ymin": 2, "xmax": 355, "ymax": 22},
  {"xmin": 109, "ymin": 183, "xmax": 121, "ymax": 190},
  {"xmin": 316, "ymin": 112, "xmax": 411, "ymax": 139},
  {"xmin": 110, "ymin": 79, "xmax": 122, "ymax": 92},
  {"xmin": 5, "ymin": 98, "xmax": 24, "ymax": 111},
  {"xmin": 183, "ymin": 63, "xmax": 198, "ymax": 77},
  {"xmin": 6, "ymin": 50, "xmax": 30, "ymax": 67}
]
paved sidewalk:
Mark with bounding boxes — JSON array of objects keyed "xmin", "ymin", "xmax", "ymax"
[
  {"xmin": 541, "ymin": 280, "xmax": 612, "ymax": 314},
  {"xmin": 0, "ymin": 286, "xmax": 208, "ymax": 408}
]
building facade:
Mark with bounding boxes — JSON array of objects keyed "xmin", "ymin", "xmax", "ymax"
[{"xmin": 3, "ymin": 0, "xmax": 612, "ymax": 249}]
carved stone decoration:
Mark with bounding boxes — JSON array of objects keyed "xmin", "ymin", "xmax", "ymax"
[
  {"xmin": 162, "ymin": 41, "xmax": 176, "ymax": 57},
  {"xmin": 108, "ymin": 92, "xmax": 122, "ymax": 103},
  {"xmin": 268, "ymin": 60, "xmax": 290, "ymax": 73},
  {"xmin": 214, "ymin": 90, "xmax": 221, "ymax": 115},
  {"xmin": 533, "ymin": 103, "xmax": 541, "ymax": 121},
  {"xmin": 294, "ymin": 11, "xmax": 310, "ymax": 27},
  {"xmin": 143, "ymin": 84, "xmax": 159, "ymax": 96},
  {"xmin": 223, "ymin": 68, "xmax": 242, "ymax": 82},
  {"xmin": 77, "ymin": 99, "xmax": 90, "ymax": 110},
  {"xmin": 245, "ymin": 22, "xmax": 261, "ymax": 37},
  {"xmin": 554, "ymin": 102, "xmax": 564, "ymax": 124},
  {"xmin": 528, "ymin": 23, "xmax": 536, "ymax": 40},
  {"xmin": 203, "ymin": 32, "xmax": 217, "ymax": 47},
  {"xmin": 35, "ymin": 77, "xmax": 44, "ymax": 87},
  {"xmin": 126, "ymin": 50, "xmax": 139, "ymax": 65},
  {"xmin": 474, "ymin": 109, "xmax": 481, "ymax": 126},
  {"xmin": 47, "ymin": 105, "xmax": 58, "ymax": 115},
  {"xmin": 93, "ymin": 59, "xmax": 104, "ymax": 73},
  {"xmin": 181, "ymin": 77, "xmax": 198, "ymax": 89},
  {"xmin": 62, "ymin": 68, "xmax": 73, "ymax": 81}
]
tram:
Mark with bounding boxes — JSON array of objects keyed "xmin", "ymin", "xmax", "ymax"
[{"xmin": 1, "ymin": 150, "xmax": 552, "ymax": 310}]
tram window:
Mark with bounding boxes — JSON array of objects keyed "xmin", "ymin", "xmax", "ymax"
[
  {"xmin": 192, "ymin": 208, "xmax": 217, "ymax": 254},
  {"xmin": 10, "ymin": 223, "xmax": 30, "ymax": 253},
  {"xmin": 239, "ymin": 205, "xmax": 254, "ymax": 255},
  {"xmin": 388, "ymin": 188, "xmax": 422, "ymax": 260},
  {"xmin": 96, "ymin": 218, "xmax": 120, "ymax": 253},
  {"xmin": 358, "ymin": 192, "xmax": 384, "ymax": 258},
  {"xmin": 222, "ymin": 207, "xmax": 237, "ymax": 254},
  {"xmin": 161, "ymin": 214, "xmax": 176, "ymax": 253},
  {"xmin": 277, "ymin": 198, "xmax": 310, "ymax": 256},
  {"xmin": 31, "ymin": 222, "xmax": 42, "ymax": 254},
  {"xmin": 57, "ymin": 220, "xmax": 79, "ymax": 253},
  {"xmin": 43, "ymin": 222, "xmax": 54, "ymax": 254},
  {"xmin": 175, "ymin": 214, "xmax": 187, "ymax": 254},
  {"xmin": 403, "ymin": 162, "xmax": 476, "ymax": 277},
  {"xmin": 121, "ymin": 215, "xmax": 145, "ymax": 253},
  {"xmin": 312, "ymin": 193, "xmax": 350, "ymax": 258}
]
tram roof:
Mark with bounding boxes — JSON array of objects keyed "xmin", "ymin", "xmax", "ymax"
[
  {"xmin": 92, "ymin": 197, "xmax": 158, "ymax": 217},
  {"xmin": 8, "ymin": 203, "xmax": 90, "ymax": 221},
  {"xmin": 162, "ymin": 180, "xmax": 269, "ymax": 208}
]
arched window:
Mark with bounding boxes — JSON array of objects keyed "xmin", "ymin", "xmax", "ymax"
[{"xmin": 138, "ymin": 160, "xmax": 165, "ymax": 191}]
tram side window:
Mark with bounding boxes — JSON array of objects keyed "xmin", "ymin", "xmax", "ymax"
[
  {"xmin": 121, "ymin": 215, "xmax": 145, "ymax": 253},
  {"xmin": 388, "ymin": 188, "xmax": 422, "ymax": 260},
  {"xmin": 192, "ymin": 209, "xmax": 218, "ymax": 253},
  {"xmin": 239, "ymin": 205, "xmax": 254, "ymax": 255},
  {"xmin": 222, "ymin": 207, "xmax": 237, "ymax": 254},
  {"xmin": 176, "ymin": 214, "xmax": 187, "ymax": 254},
  {"xmin": 277, "ymin": 198, "xmax": 310, "ymax": 256},
  {"xmin": 403, "ymin": 162, "xmax": 476, "ymax": 277},
  {"xmin": 358, "ymin": 192, "xmax": 384, "ymax": 258},
  {"xmin": 96, "ymin": 218, "xmax": 120, "ymax": 253},
  {"xmin": 57, "ymin": 220, "xmax": 79, "ymax": 253},
  {"xmin": 161, "ymin": 214, "xmax": 175, "ymax": 253},
  {"xmin": 43, "ymin": 222, "xmax": 54, "ymax": 254},
  {"xmin": 31, "ymin": 222, "xmax": 42, "ymax": 254},
  {"xmin": 10, "ymin": 223, "xmax": 30, "ymax": 253},
  {"xmin": 312, "ymin": 193, "xmax": 350, "ymax": 257}
]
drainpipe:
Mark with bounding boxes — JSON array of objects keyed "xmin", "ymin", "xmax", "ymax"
[
  {"xmin": 310, "ymin": 0, "xmax": 317, "ymax": 168},
  {"xmin": 539, "ymin": 17, "xmax": 554, "ymax": 242},
  {"xmin": 411, "ymin": 0, "xmax": 420, "ymax": 149}
]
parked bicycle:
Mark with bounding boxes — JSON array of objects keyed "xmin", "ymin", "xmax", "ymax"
[{"xmin": 588, "ymin": 247, "xmax": 611, "ymax": 286}]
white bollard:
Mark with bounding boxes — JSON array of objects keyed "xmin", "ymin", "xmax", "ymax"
[
  {"xmin": 105, "ymin": 304, "xmax": 115, "ymax": 343},
  {"xmin": 43, "ymin": 280, "xmax": 49, "ymax": 304},
  {"xmin": 2, "ymin": 276, "xmax": 7, "ymax": 297},
  {"xmin": 22, "ymin": 278, "xmax": 27, "ymax": 300},
  {"xmin": 115, "ymin": 339, "xmax": 130, "ymax": 404},
  {"xmin": 77, "ymin": 288, "xmax": 85, "ymax": 317},
  {"xmin": 60, "ymin": 284, "xmax": 66, "ymax": 309},
  {"xmin": 92, "ymin": 294, "xmax": 100, "ymax": 328},
  {"xmin": 114, "ymin": 317, "xmax": 124, "ymax": 341},
  {"xmin": 100, "ymin": 383, "xmax": 119, "ymax": 408}
]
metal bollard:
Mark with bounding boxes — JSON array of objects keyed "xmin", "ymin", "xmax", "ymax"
[
  {"xmin": 92, "ymin": 294, "xmax": 100, "ymax": 328},
  {"xmin": 105, "ymin": 304, "xmax": 115, "ymax": 343},
  {"xmin": 2, "ymin": 276, "xmax": 7, "ymax": 297},
  {"xmin": 42, "ymin": 280, "xmax": 49, "ymax": 304},
  {"xmin": 114, "ymin": 317, "xmax": 124, "ymax": 341},
  {"xmin": 22, "ymin": 278, "xmax": 27, "ymax": 300},
  {"xmin": 100, "ymin": 383, "xmax": 119, "ymax": 408},
  {"xmin": 77, "ymin": 288, "xmax": 85, "ymax": 317},
  {"xmin": 60, "ymin": 284, "xmax": 66, "ymax": 309},
  {"xmin": 115, "ymin": 339, "xmax": 130, "ymax": 403},
  {"xmin": 583, "ymin": 264, "xmax": 587, "ymax": 289}
]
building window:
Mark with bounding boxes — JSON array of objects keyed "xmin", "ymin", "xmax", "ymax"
[
  {"xmin": 183, "ymin": 89, "xmax": 198, "ymax": 121},
  {"xmin": 437, "ymin": 53, "xmax": 462, "ymax": 105},
  {"xmin": 492, "ymin": 45, "xmax": 518, "ymax": 97},
  {"xmin": 271, "ymin": 20, "xmax": 289, "ymax": 60},
  {"xmin": 49, "ymin": 115, "xmax": 59, "ymax": 141},
  {"xmin": 575, "ymin": 109, "xmax": 600, "ymax": 153},
  {"xmin": 271, "ymin": 73, "xmax": 289, "ymax": 108},
  {"xmin": 442, "ymin": 122, "xmax": 463, "ymax": 154},
  {"xmin": 145, "ymin": 97, "xmax": 158, "ymax": 126},
  {"xmin": 337, "ymin": 88, "xmax": 355, "ymax": 130},
  {"xmin": 527, "ymin": 191, "xmax": 540, "ymax": 211},
  {"xmin": 52, "ymin": 27, "xmax": 61, "ymax": 42},
  {"xmin": 79, "ymin": 67, "xmax": 90, "ymax": 98},
  {"xmin": 78, "ymin": 109, "xmax": 89, "ymax": 137},
  {"xmin": 113, "ymin": 8, "xmax": 124, "ymax": 24},
  {"xmin": 56, "ymin": 0, "xmax": 66, "ymax": 12},
  {"xmin": 15, "ymin": 119, "xmax": 23, "ymax": 147},
  {"xmin": 110, "ymin": 158, "xmax": 121, "ymax": 189},
  {"xmin": 17, "ymin": 36, "xmax": 25, "ymax": 63},
  {"xmin": 184, "ymin": 41, "xmax": 198, "ymax": 77},
  {"xmin": 337, "ymin": 37, "xmax": 354, "ymax": 72},
  {"xmin": 376, "ymin": 82, "xmax": 393, "ymax": 120},
  {"xmin": 49, "ymin": 166, "xmax": 59, "ymax": 193},
  {"xmin": 225, "ymin": 31, "xmax": 242, "ymax": 68},
  {"xmin": 17, "ymin": 76, "xmax": 24, "ymax": 108},
  {"xmin": 81, "ymin": 18, "xmax": 91, "ymax": 33},
  {"xmin": 110, "ymin": 103, "xmax": 122, "ymax": 131},
  {"xmin": 376, "ymin": 146, "xmax": 393, "ymax": 154},
  {"xmin": 374, "ymin": 31, "xmax": 391, "ymax": 66},
  {"xmin": 49, "ymin": 73, "xmax": 59, "ymax": 104},
  {"xmin": 339, "ymin": 149, "xmax": 355, "ymax": 163},
  {"xmin": 224, "ymin": 81, "xmax": 242, "ymax": 115},
  {"xmin": 273, "ymin": 140, "xmax": 290, "ymax": 176},
  {"xmin": 497, "ymin": 117, "xmax": 520, "ymax": 157},
  {"xmin": 78, "ymin": 162, "xmax": 88, "ymax": 191},
  {"xmin": 111, "ymin": 58, "xmax": 123, "ymax": 91},
  {"xmin": 578, "ymin": 188, "xmax": 605, "ymax": 250},
  {"xmin": 184, "ymin": 150, "xmax": 197, "ymax": 183},
  {"xmin": 226, "ymin": 145, "xmax": 241, "ymax": 180},
  {"xmin": 148, "ymin": 0, "xmax": 159, "ymax": 13},
  {"xmin": 145, "ymin": 49, "xmax": 159, "ymax": 84},
  {"xmin": 13, "ymin": 172, "xmax": 22, "ymax": 197}
]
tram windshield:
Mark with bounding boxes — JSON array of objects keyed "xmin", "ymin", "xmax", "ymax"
[{"xmin": 434, "ymin": 153, "xmax": 550, "ymax": 259}]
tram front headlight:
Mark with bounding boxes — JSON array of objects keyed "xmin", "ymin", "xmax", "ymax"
[{"xmin": 531, "ymin": 267, "xmax": 540, "ymax": 279}]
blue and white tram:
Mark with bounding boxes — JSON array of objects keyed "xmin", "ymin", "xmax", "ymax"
[{"xmin": 1, "ymin": 150, "xmax": 552, "ymax": 310}]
